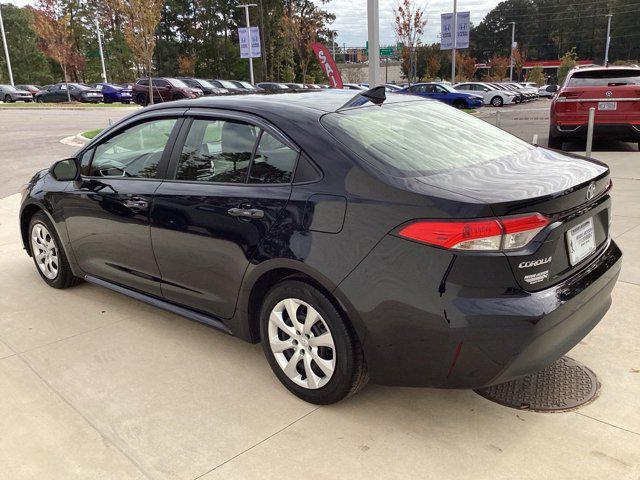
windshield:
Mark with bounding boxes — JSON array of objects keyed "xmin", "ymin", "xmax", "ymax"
[
  {"xmin": 69, "ymin": 83, "xmax": 90, "ymax": 90},
  {"xmin": 168, "ymin": 78, "xmax": 189, "ymax": 88},
  {"xmin": 437, "ymin": 84, "xmax": 456, "ymax": 93},
  {"xmin": 239, "ymin": 81, "xmax": 254, "ymax": 89},
  {"xmin": 195, "ymin": 79, "xmax": 215, "ymax": 88},
  {"xmin": 216, "ymin": 80, "xmax": 237, "ymax": 89},
  {"xmin": 567, "ymin": 69, "xmax": 640, "ymax": 87},
  {"xmin": 1, "ymin": 84, "xmax": 17, "ymax": 92},
  {"xmin": 321, "ymin": 100, "xmax": 533, "ymax": 177}
]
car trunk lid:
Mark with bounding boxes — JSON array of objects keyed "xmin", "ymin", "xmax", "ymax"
[{"xmin": 416, "ymin": 147, "xmax": 611, "ymax": 291}]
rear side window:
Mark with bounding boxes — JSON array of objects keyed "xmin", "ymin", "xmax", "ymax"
[
  {"xmin": 176, "ymin": 119, "xmax": 258, "ymax": 183},
  {"xmin": 249, "ymin": 132, "xmax": 298, "ymax": 184},
  {"xmin": 567, "ymin": 69, "xmax": 640, "ymax": 87},
  {"xmin": 321, "ymin": 100, "xmax": 532, "ymax": 177}
]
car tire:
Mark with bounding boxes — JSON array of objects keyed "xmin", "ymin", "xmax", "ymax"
[
  {"xmin": 4, "ymin": 95, "xmax": 13, "ymax": 103},
  {"xmin": 547, "ymin": 128, "xmax": 564, "ymax": 150},
  {"xmin": 104, "ymin": 97, "xmax": 113, "ymax": 104},
  {"xmin": 453, "ymin": 100, "xmax": 466, "ymax": 109},
  {"xmin": 135, "ymin": 93, "xmax": 148, "ymax": 106},
  {"xmin": 259, "ymin": 280, "xmax": 368, "ymax": 404},
  {"xmin": 28, "ymin": 211, "xmax": 80, "ymax": 289},
  {"xmin": 36, "ymin": 96, "xmax": 45, "ymax": 103},
  {"xmin": 491, "ymin": 96, "xmax": 503, "ymax": 107}
]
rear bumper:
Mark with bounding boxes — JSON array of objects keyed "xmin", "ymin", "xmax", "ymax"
[
  {"xmin": 338, "ymin": 235, "xmax": 621, "ymax": 388},
  {"xmin": 551, "ymin": 122, "xmax": 640, "ymax": 141}
]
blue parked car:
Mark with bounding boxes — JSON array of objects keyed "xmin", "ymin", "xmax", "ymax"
[
  {"xmin": 398, "ymin": 82, "xmax": 483, "ymax": 109},
  {"xmin": 88, "ymin": 83, "xmax": 133, "ymax": 104}
]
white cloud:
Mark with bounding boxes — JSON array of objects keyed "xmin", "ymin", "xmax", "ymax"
[{"xmin": 318, "ymin": 0, "xmax": 503, "ymax": 47}]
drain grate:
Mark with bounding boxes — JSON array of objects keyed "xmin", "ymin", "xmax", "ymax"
[{"xmin": 475, "ymin": 356, "xmax": 600, "ymax": 412}]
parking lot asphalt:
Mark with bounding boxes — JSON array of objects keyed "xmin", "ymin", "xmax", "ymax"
[{"xmin": 1, "ymin": 106, "xmax": 640, "ymax": 479}]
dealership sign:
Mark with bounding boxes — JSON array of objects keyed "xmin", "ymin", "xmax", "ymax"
[
  {"xmin": 238, "ymin": 27, "xmax": 261, "ymax": 58},
  {"xmin": 311, "ymin": 42, "xmax": 343, "ymax": 88},
  {"xmin": 440, "ymin": 11, "xmax": 470, "ymax": 50}
]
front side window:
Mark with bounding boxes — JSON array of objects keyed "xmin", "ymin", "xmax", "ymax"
[
  {"xmin": 89, "ymin": 118, "xmax": 177, "ymax": 178},
  {"xmin": 176, "ymin": 119, "xmax": 258, "ymax": 183}
]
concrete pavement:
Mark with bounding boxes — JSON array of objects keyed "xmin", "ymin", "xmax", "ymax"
[
  {"xmin": 0, "ymin": 111, "xmax": 639, "ymax": 480},
  {"xmin": 0, "ymin": 108, "xmax": 135, "ymax": 198}
]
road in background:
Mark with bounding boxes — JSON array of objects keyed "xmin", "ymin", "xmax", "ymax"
[{"xmin": 0, "ymin": 108, "xmax": 135, "ymax": 198}]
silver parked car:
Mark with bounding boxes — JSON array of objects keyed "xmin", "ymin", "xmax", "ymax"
[
  {"xmin": 454, "ymin": 81, "xmax": 517, "ymax": 107},
  {"xmin": 0, "ymin": 84, "xmax": 33, "ymax": 103}
]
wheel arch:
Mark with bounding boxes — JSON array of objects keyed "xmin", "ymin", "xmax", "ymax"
[
  {"xmin": 235, "ymin": 260, "xmax": 364, "ymax": 345},
  {"xmin": 20, "ymin": 203, "xmax": 45, "ymax": 255}
]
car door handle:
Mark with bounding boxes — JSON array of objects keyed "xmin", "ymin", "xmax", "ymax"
[
  {"xmin": 124, "ymin": 197, "xmax": 149, "ymax": 211},
  {"xmin": 227, "ymin": 207, "xmax": 264, "ymax": 219}
]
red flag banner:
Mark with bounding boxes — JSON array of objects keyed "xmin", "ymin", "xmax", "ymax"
[{"xmin": 311, "ymin": 42, "xmax": 343, "ymax": 89}]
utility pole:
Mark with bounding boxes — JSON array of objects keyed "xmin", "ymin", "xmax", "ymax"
[
  {"xmin": 509, "ymin": 21, "xmax": 516, "ymax": 81},
  {"xmin": 451, "ymin": 0, "xmax": 457, "ymax": 85},
  {"xmin": 0, "ymin": 4, "xmax": 14, "ymax": 86},
  {"xmin": 258, "ymin": 0, "xmax": 266, "ymax": 81},
  {"xmin": 604, "ymin": 14, "xmax": 612, "ymax": 66},
  {"xmin": 331, "ymin": 31, "xmax": 336, "ymax": 60},
  {"xmin": 237, "ymin": 4, "xmax": 257, "ymax": 85},
  {"xmin": 367, "ymin": 0, "xmax": 380, "ymax": 87},
  {"xmin": 95, "ymin": 20, "xmax": 107, "ymax": 83}
]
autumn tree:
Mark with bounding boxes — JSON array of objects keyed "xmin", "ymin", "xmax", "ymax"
[
  {"xmin": 109, "ymin": 0, "xmax": 163, "ymax": 104},
  {"xmin": 527, "ymin": 65, "xmax": 545, "ymax": 85},
  {"xmin": 394, "ymin": 0, "xmax": 426, "ymax": 84},
  {"xmin": 456, "ymin": 51, "xmax": 477, "ymax": 81},
  {"xmin": 558, "ymin": 47, "xmax": 577, "ymax": 84},
  {"xmin": 178, "ymin": 54, "xmax": 196, "ymax": 76},
  {"xmin": 283, "ymin": 0, "xmax": 330, "ymax": 83},
  {"xmin": 489, "ymin": 55, "xmax": 509, "ymax": 81},
  {"xmin": 30, "ymin": 0, "xmax": 85, "ymax": 101},
  {"xmin": 512, "ymin": 46, "xmax": 525, "ymax": 80}
]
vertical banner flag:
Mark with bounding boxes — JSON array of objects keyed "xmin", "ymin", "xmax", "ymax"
[
  {"xmin": 440, "ymin": 12, "xmax": 470, "ymax": 50},
  {"xmin": 311, "ymin": 42, "xmax": 343, "ymax": 89},
  {"xmin": 238, "ymin": 27, "xmax": 261, "ymax": 58}
]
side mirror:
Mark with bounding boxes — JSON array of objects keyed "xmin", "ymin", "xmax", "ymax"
[
  {"xmin": 548, "ymin": 85, "xmax": 558, "ymax": 92},
  {"xmin": 50, "ymin": 158, "xmax": 79, "ymax": 181},
  {"xmin": 165, "ymin": 85, "xmax": 172, "ymax": 90}
]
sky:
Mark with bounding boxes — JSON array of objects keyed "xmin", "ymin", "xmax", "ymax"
[
  {"xmin": 7, "ymin": 0, "xmax": 503, "ymax": 48},
  {"xmin": 319, "ymin": 0, "xmax": 504, "ymax": 47}
]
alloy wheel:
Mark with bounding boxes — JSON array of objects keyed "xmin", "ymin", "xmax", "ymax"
[
  {"xmin": 31, "ymin": 223, "xmax": 59, "ymax": 280},
  {"xmin": 268, "ymin": 298, "xmax": 336, "ymax": 389}
]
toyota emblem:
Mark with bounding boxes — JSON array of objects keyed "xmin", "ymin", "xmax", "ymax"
[
  {"xmin": 605, "ymin": 90, "xmax": 613, "ymax": 97},
  {"xmin": 586, "ymin": 182, "xmax": 597, "ymax": 200}
]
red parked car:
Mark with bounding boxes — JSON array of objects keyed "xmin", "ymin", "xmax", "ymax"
[
  {"xmin": 132, "ymin": 77, "xmax": 203, "ymax": 106},
  {"xmin": 15, "ymin": 84, "xmax": 42, "ymax": 95},
  {"xmin": 549, "ymin": 65, "xmax": 640, "ymax": 150}
]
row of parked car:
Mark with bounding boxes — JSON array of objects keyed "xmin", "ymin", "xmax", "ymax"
[
  {"xmin": 0, "ymin": 77, "xmax": 335, "ymax": 105},
  {"xmin": 0, "ymin": 77, "xmax": 550, "ymax": 111}
]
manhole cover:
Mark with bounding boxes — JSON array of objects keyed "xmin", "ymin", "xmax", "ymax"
[{"xmin": 475, "ymin": 356, "xmax": 599, "ymax": 412}]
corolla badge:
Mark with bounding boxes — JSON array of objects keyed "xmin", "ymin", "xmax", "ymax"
[
  {"xmin": 586, "ymin": 182, "xmax": 596, "ymax": 200},
  {"xmin": 518, "ymin": 257, "xmax": 552, "ymax": 268}
]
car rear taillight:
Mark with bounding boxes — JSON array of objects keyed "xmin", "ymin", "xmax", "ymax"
[{"xmin": 398, "ymin": 213, "xmax": 550, "ymax": 252}]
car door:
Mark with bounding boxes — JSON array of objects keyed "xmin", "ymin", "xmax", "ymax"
[
  {"xmin": 152, "ymin": 78, "xmax": 170, "ymax": 102},
  {"xmin": 61, "ymin": 111, "xmax": 185, "ymax": 296},
  {"xmin": 150, "ymin": 111, "xmax": 298, "ymax": 318}
]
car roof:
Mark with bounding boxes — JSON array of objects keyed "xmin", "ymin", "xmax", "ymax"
[
  {"xmin": 144, "ymin": 90, "xmax": 426, "ymax": 116},
  {"xmin": 569, "ymin": 64, "xmax": 640, "ymax": 73}
]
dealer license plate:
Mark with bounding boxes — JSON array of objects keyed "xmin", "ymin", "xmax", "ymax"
[
  {"xmin": 567, "ymin": 218, "xmax": 596, "ymax": 266},
  {"xmin": 598, "ymin": 101, "xmax": 617, "ymax": 110}
]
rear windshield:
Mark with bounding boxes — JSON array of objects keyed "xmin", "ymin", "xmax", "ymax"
[
  {"xmin": 321, "ymin": 100, "xmax": 532, "ymax": 177},
  {"xmin": 567, "ymin": 69, "xmax": 640, "ymax": 87}
]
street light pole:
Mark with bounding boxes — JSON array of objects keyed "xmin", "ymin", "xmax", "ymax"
[
  {"xmin": 237, "ymin": 4, "xmax": 257, "ymax": 85},
  {"xmin": 451, "ymin": 0, "xmax": 457, "ymax": 85},
  {"xmin": 509, "ymin": 21, "xmax": 515, "ymax": 81},
  {"xmin": 367, "ymin": 0, "xmax": 380, "ymax": 87},
  {"xmin": 0, "ymin": 4, "xmax": 14, "ymax": 86},
  {"xmin": 95, "ymin": 20, "xmax": 107, "ymax": 83},
  {"xmin": 604, "ymin": 14, "xmax": 612, "ymax": 66}
]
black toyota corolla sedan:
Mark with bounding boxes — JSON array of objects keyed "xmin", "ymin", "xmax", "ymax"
[{"xmin": 19, "ymin": 88, "xmax": 621, "ymax": 404}]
